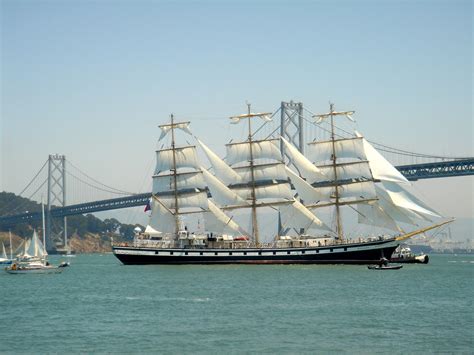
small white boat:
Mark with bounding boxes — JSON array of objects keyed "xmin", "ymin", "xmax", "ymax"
[
  {"xmin": 368, "ymin": 264, "xmax": 403, "ymax": 270},
  {"xmin": 5, "ymin": 202, "xmax": 69, "ymax": 275},
  {"xmin": 5, "ymin": 261, "xmax": 64, "ymax": 274}
]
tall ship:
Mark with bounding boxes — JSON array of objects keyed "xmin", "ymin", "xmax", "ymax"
[{"xmin": 112, "ymin": 104, "xmax": 451, "ymax": 265}]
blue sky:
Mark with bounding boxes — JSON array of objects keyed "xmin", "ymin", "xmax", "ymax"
[{"xmin": 1, "ymin": 0, "xmax": 472, "ymax": 226}]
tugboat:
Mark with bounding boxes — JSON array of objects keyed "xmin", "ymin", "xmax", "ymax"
[{"xmin": 390, "ymin": 244, "xmax": 429, "ymax": 264}]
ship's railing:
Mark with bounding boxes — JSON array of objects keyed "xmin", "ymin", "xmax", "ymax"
[{"xmin": 114, "ymin": 235, "xmax": 392, "ymax": 249}]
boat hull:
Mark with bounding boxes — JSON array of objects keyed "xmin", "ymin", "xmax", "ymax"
[
  {"xmin": 113, "ymin": 238, "xmax": 399, "ymax": 265},
  {"xmin": 368, "ymin": 265, "xmax": 403, "ymax": 270},
  {"xmin": 5, "ymin": 266, "xmax": 63, "ymax": 274},
  {"xmin": 390, "ymin": 254, "xmax": 429, "ymax": 264}
]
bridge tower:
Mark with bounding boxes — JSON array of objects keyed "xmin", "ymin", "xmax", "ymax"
[
  {"xmin": 280, "ymin": 101, "xmax": 304, "ymax": 154},
  {"xmin": 46, "ymin": 154, "xmax": 67, "ymax": 252},
  {"xmin": 279, "ymin": 101, "xmax": 304, "ymax": 235}
]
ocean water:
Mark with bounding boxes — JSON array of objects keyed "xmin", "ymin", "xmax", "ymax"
[{"xmin": 1, "ymin": 254, "xmax": 472, "ymax": 354}]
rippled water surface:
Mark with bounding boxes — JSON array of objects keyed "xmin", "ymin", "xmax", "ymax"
[{"xmin": 1, "ymin": 254, "xmax": 473, "ymax": 353}]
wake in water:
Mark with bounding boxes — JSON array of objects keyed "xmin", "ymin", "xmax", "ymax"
[{"xmin": 125, "ymin": 296, "xmax": 212, "ymax": 302}]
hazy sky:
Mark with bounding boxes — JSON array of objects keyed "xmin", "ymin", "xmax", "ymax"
[{"xmin": 1, "ymin": 0, "xmax": 472, "ymax": 227}]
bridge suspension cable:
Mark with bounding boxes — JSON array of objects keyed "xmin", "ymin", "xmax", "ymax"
[
  {"xmin": 0, "ymin": 160, "xmax": 48, "ymax": 216},
  {"xmin": 66, "ymin": 159, "xmax": 135, "ymax": 196}
]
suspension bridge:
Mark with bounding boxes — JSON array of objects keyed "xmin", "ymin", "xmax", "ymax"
[{"xmin": 1, "ymin": 101, "xmax": 473, "ymax": 248}]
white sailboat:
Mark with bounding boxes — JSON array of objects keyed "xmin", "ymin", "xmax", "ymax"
[
  {"xmin": 5, "ymin": 202, "xmax": 69, "ymax": 274},
  {"xmin": 0, "ymin": 241, "xmax": 12, "ymax": 265}
]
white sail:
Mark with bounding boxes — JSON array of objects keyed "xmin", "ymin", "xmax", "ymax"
[
  {"xmin": 153, "ymin": 171, "xmax": 206, "ymax": 194},
  {"xmin": 201, "ymin": 168, "xmax": 248, "ymax": 207},
  {"xmin": 374, "ymin": 185, "xmax": 419, "ymax": 225},
  {"xmin": 233, "ymin": 183, "xmax": 294, "ymax": 201},
  {"xmin": 285, "ymin": 166, "xmax": 328, "ymax": 204},
  {"xmin": 226, "ymin": 139, "xmax": 282, "ymax": 165},
  {"xmin": 155, "ymin": 146, "xmax": 200, "ymax": 174},
  {"xmin": 26, "ymin": 230, "xmax": 47, "ymax": 258},
  {"xmin": 203, "ymin": 200, "xmax": 242, "ymax": 234},
  {"xmin": 357, "ymin": 202, "xmax": 402, "ymax": 232},
  {"xmin": 234, "ymin": 163, "xmax": 288, "ymax": 182},
  {"xmin": 317, "ymin": 161, "xmax": 373, "ymax": 182},
  {"xmin": 158, "ymin": 121, "xmax": 192, "ymax": 141},
  {"xmin": 307, "ymin": 137, "xmax": 366, "ymax": 164},
  {"xmin": 159, "ymin": 191, "xmax": 209, "ymax": 211},
  {"xmin": 338, "ymin": 181, "xmax": 377, "ymax": 200},
  {"xmin": 0, "ymin": 242, "xmax": 8, "ymax": 261},
  {"xmin": 381, "ymin": 181, "xmax": 441, "ymax": 218},
  {"xmin": 279, "ymin": 200, "xmax": 332, "ymax": 232},
  {"xmin": 197, "ymin": 138, "xmax": 242, "ymax": 185},
  {"xmin": 281, "ymin": 137, "xmax": 326, "ymax": 183},
  {"xmin": 144, "ymin": 225, "xmax": 162, "ymax": 235},
  {"xmin": 1, "ymin": 242, "xmax": 6, "ymax": 259},
  {"xmin": 355, "ymin": 132, "xmax": 409, "ymax": 184},
  {"xmin": 148, "ymin": 199, "xmax": 178, "ymax": 233},
  {"xmin": 315, "ymin": 181, "xmax": 377, "ymax": 203}
]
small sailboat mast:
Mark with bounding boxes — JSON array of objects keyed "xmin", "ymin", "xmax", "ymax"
[
  {"xmin": 9, "ymin": 229, "xmax": 13, "ymax": 260},
  {"xmin": 42, "ymin": 198, "xmax": 47, "ymax": 265}
]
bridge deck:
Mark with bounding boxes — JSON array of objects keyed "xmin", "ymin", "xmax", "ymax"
[{"xmin": 1, "ymin": 159, "xmax": 473, "ymax": 227}]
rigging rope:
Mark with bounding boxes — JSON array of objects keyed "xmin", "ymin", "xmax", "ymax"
[{"xmin": 301, "ymin": 107, "xmax": 470, "ymax": 160}]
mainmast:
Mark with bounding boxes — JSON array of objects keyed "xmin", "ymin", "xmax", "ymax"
[
  {"xmin": 313, "ymin": 104, "xmax": 356, "ymax": 242},
  {"xmin": 170, "ymin": 114, "xmax": 180, "ymax": 234},
  {"xmin": 229, "ymin": 104, "xmax": 272, "ymax": 245}
]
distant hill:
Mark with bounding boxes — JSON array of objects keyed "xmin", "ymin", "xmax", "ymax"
[{"xmin": 0, "ymin": 191, "xmax": 144, "ymax": 251}]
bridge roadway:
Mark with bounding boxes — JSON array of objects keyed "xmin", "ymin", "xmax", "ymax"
[{"xmin": 1, "ymin": 159, "xmax": 473, "ymax": 227}]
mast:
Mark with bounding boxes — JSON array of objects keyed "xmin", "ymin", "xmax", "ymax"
[
  {"xmin": 41, "ymin": 198, "xmax": 46, "ymax": 265},
  {"xmin": 9, "ymin": 229, "xmax": 12, "ymax": 260},
  {"xmin": 329, "ymin": 103, "xmax": 343, "ymax": 241},
  {"xmin": 247, "ymin": 103, "xmax": 259, "ymax": 244},
  {"xmin": 228, "ymin": 105, "xmax": 273, "ymax": 244},
  {"xmin": 170, "ymin": 114, "xmax": 180, "ymax": 234},
  {"xmin": 313, "ymin": 104, "xmax": 356, "ymax": 241}
]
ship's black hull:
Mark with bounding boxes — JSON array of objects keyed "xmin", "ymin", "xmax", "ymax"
[{"xmin": 113, "ymin": 238, "xmax": 399, "ymax": 265}]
